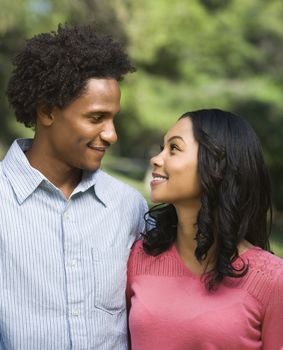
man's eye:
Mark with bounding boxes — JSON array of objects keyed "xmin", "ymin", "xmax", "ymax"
[{"xmin": 91, "ymin": 115, "xmax": 103, "ymax": 122}]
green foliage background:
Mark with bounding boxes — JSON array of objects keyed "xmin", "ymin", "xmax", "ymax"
[{"xmin": 0, "ymin": 0, "xmax": 282, "ymax": 254}]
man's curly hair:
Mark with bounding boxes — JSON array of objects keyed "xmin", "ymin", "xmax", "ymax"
[{"xmin": 6, "ymin": 24, "xmax": 135, "ymax": 128}]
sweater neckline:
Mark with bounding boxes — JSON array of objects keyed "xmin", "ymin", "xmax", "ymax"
[{"xmin": 170, "ymin": 244, "xmax": 261, "ymax": 278}]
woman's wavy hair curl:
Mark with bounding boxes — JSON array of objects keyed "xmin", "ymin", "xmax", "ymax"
[
  {"xmin": 143, "ymin": 108, "xmax": 272, "ymax": 291},
  {"xmin": 6, "ymin": 24, "xmax": 135, "ymax": 128}
]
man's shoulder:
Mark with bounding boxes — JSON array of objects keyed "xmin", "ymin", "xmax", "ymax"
[
  {"xmin": 0, "ymin": 161, "xmax": 12, "ymax": 201},
  {"xmin": 0, "ymin": 161, "xmax": 7, "ymax": 182}
]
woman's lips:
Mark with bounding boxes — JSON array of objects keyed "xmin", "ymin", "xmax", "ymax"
[{"xmin": 151, "ymin": 172, "xmax": 168, "ymax": 186}]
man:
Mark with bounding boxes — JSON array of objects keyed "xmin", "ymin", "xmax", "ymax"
[{"xmin": 1, "ymin": 24, "xmax": 147, "ymax": 349}]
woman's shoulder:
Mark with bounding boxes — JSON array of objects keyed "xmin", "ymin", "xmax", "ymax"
[
  {"xmin": 130, "ymin": 239, "xmax": 144, "ymax": 254},
  {"xmin": 128, "ymin": 240, "xmax": 149, "ymax": 268},
  {"xmin": 128, "ymin": 239, "xmax": 166, "ymax": 267},
  {"xmin": 128, "ymin": 240, "xmax": 185, "ymax": 277},
  {"xmin": 244, "ymin": 247, "xmax": 283, "ymax": 277},
  {"xmin": 232, "ymin": 247, "xmax": 283, "ymax": 301}
]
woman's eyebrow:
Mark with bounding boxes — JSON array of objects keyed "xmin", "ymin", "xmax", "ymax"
[{"xmin": 165, "ymin": 135, "xmax": 185, "ymax": 143}]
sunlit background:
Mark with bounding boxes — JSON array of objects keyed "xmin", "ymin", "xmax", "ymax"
[{"xmin": 0, "ymin": 0, "xmax": 282, "ymax": 256}]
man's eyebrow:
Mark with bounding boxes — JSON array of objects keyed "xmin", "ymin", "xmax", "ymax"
[{"xmin": 83, "ymin": 109, "xmax": 121, "ymax": 116}]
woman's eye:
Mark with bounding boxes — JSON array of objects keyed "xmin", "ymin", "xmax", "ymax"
[
  {"xmin": 170, "ymin": 144, "xmax": 178, "ymax": 151},
  {"xmin": 159, "ymin": 144, "xmax": 164, "ymax": 151}
]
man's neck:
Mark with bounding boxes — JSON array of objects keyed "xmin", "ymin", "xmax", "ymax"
[{"xmin": 25, "ymin": 143, "xmax": 82, "ymax": 199}]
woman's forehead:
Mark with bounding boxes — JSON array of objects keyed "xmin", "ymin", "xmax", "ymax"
[{"xmin": 164, "ymin": 117, "xmax": 193, "ymax": 141}]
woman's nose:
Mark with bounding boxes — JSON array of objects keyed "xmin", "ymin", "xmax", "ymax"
[{"xmin": 150, "ymin": 152, "xmax": 163, "ymax": 167}]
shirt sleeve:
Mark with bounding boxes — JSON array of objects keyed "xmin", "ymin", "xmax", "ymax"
[
  {"xmin": 262, "ymin": 270, "xmax": 283, "ymax": 350},
  {"xmin": 136, "ymin": 196, "xmax": 148, "ymax": 240},
  {"xmin": 126, "ymin": 244, "xmax": 136, "ymax": 350},
  {"xmin": 126, "ymin": 247, "xmax": 134, "ymax": 310}
]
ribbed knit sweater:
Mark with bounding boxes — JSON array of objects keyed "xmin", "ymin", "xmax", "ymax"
[{"xmin": 127, "ymin": 240, "xmax": 283, "ymax": 350}]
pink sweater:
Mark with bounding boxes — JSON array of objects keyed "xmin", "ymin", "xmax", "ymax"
[{"xmin": 127, "ymin": 240, "xmax": 283, "ymax": 350}]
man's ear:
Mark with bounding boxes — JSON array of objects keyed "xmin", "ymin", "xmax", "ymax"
[{"xmin": 36, "ymin": 104, "xmax": 54, "ymax": 126}]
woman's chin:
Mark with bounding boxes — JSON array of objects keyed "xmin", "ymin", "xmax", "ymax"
[
  {"xmin": 150, "ymin": 195, "xmax": 160, "ymax": 203},
  {"xmin": 150, "ymin": 193, "xmax": 167, "ymax": 204}
]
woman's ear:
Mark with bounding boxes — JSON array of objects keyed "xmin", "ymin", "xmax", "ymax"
[{"xmin": 36, "ymin": 104, "xmax": 54, "ymax": 126}]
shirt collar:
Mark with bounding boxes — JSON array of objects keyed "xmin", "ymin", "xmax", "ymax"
[
  {"xmin": 76, "ymin": 168, "xmax": 119, "ymax": 207},
  {"xmin": 2, "ymin": 139, "xmax": 46, "ymax": 204},
  {"xmin": 2, "ymin": 138, "xmax": 109, "ymax": 206},
  {"xmin": 72, "ymin": 169, "xmax": 107, "ymax": 207},
  {"xmin": 92, "ymin": 169, "xmax": 119, "ymax": 207}
]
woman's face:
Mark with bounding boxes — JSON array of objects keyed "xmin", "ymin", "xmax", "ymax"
[{"xmin": 150, "ymin": 117, "xmax": 202, "ymax": 206}]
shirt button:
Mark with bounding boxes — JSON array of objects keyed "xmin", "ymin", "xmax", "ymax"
[
  {"xmin": 70, "ymin": 259, "xmax": 77, "ymax": 267},
  {"xmin": 63, "ymin": 211, "xmax": 71, "ymax": 220},
  {"xmin": 71, "ymin": 309, "xmax": 80, "ymax": 317}
]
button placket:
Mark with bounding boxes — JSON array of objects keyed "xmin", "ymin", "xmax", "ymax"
[
  {"xmin": 62, "ymin": 203, "xmax": 87, "ymax": 344},
  {"xmin": 69, "ymin": 258, "xmax": 77, "ymax": 267}
]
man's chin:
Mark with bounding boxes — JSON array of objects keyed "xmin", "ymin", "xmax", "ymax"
[{"xmin": 82, "ymin": 161, "xmax": 102, "ymax": 172}]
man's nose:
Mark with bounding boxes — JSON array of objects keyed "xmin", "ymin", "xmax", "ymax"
[{"xmin": 100, "ymin": 121, "xmax": 118, "ymax": 144}]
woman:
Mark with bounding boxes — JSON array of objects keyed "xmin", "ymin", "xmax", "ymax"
[{"xmin": 127, "ymin": 109, "xmax": 283, "ymax": 350}]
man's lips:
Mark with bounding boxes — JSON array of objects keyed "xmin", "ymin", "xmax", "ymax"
[{"xmin": 87, "ymin": 144, "xmax": 109, "ymax": 152}]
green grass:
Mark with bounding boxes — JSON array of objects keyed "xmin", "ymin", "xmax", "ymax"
[
  {"xmin": 271, "ymin": 226, "xmax": 283, "ymax": 258},
  {"xmin": 104, "ymin": 168, "xmax": 283, "ymax": 259},
  {"xmin": 271, "ymin": 242, "xmax": 283, "ymax": 258}
]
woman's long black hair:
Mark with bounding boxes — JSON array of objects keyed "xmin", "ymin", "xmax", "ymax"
[{"xmin": 143, "ymin": 109, "xmax": 272, "ymax": 291}]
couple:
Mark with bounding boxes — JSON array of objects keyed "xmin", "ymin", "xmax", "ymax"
[{"xmin": 1, "ymin": 24, "xmax": 282, "ymax": 349}]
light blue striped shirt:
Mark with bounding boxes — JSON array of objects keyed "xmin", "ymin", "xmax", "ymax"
[{"xmin": 0, "ymin": 139, "xmax": 147, "ymax": 350}]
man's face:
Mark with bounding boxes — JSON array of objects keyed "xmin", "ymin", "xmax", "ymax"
[{"xmin": 44, "ymin": 78, "xmax": 120, "ymax": 172}]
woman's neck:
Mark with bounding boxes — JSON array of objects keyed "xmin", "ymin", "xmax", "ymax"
[{"xmin": 174, "ymin": 201, "xmax": 212, "ymax": 274}]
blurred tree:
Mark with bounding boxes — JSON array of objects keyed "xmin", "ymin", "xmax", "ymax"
[
  {"xmin": 0, "ymin": 0, "xmax": 72, "ymax": 145},
  {"xmin": 67, "ymin": 0, "xmax": 128, "ymax": 44},
  {"xmin": 113, "ymin": 0, "xmax": 283, "ymax": 209},
  {"xmin": 0, "ymin": 0, "xmax": 28, "ymax": 145}
]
